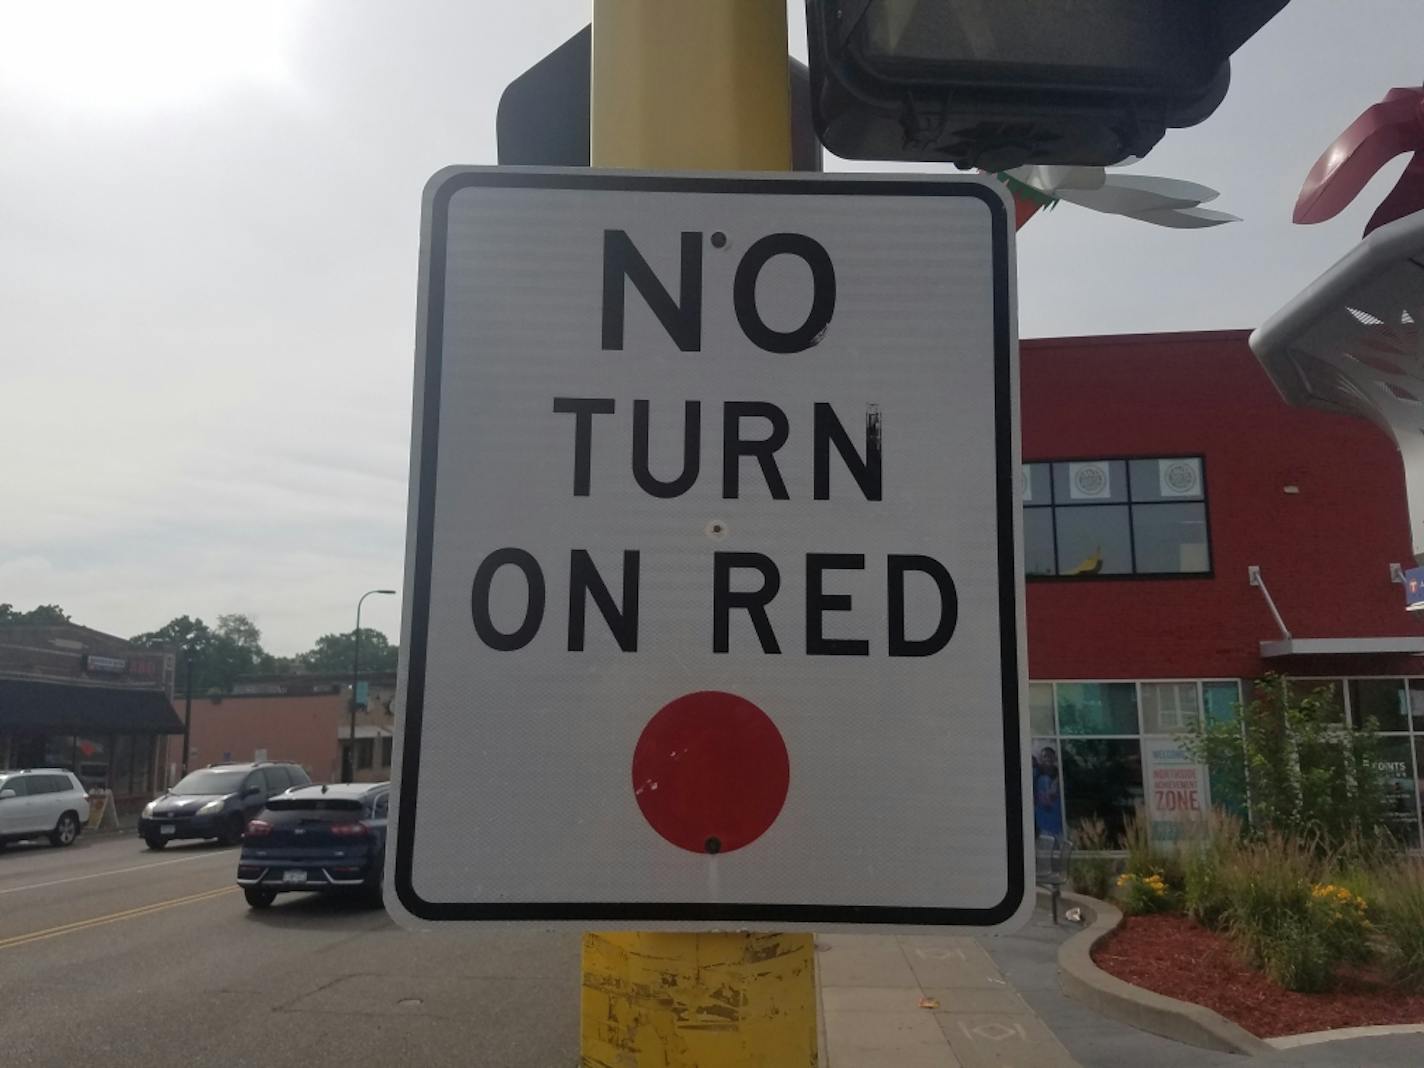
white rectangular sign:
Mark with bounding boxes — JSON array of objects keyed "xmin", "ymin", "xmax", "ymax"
[{"xmin": 390, "ymin": 168, "xmax": 1028, "ymax": 931}]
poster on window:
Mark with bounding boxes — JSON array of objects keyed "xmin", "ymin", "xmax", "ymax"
[
  {"xmin": 1068, "ymin": 461, "xmax": 1111, "ymax": 499},
  {"xmin": 1143, "ymin": 739, "xmax": 1210, "ymax": 843},
  {"xmin": 1372, "ymin": 739, "xmax": 1421, "ymax": 848},
  {"xmin": 1031, "ymin": 738, "xmax": 1065, "ymax": 839},
  {"xmin": 1158, "ymin": 458, "xmax": 1201, "ymax": 498}
]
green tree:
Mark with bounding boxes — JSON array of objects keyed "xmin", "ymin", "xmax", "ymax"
[
  {"xmin": 1181, "ymin": 673, "xmax": 1391, "ymax": 851},
  {"xmin": 0, "ymin": 603, "xmax": 72, "ymax": 626},
  {"xmin": 129, "ymin": 613, "xmax": 273, "ymax": 694},
  {"xmin": 299, "ymin": 629, "xmax": 398, "ymax": 675}
]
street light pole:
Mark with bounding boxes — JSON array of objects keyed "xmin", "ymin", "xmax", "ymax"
[
  {"xmin": 180, "ymin": 635, "xmax": 197, "ymax": 779},
  {"xmin": 349, "ymin": 589, "xmax": 395, "ymax": 783}
]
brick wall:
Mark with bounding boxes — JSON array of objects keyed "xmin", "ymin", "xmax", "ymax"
[{"xmin": 1022, "ymin": 330, "xmax": 1424, "ymax": 681}]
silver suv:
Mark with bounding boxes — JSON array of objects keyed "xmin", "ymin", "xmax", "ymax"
[{"xmin": 0, "ymin": 769, "xmax": 91, "ymax": 849}]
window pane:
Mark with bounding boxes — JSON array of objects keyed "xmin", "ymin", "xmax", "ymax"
[
  {"xmin": 1203, "ymin": 681, "xmax": 1241, "ymax": 726},
  {"xmin": 1141, "ymin": 682, "xmax": 1201, "ymax": 734},
  {"xmin": 1023, "ymin": 463, "xmax": 1052, "ymax": 505},
  {"xmin": 1375, "ymin": 737, "xmax": 1420, "ymax": 848},
  {"xmin": 1132, "ymin": 503, "xmax": 1210, "ymax": 573},
  {"xmin": 1024, "ymin": 508, "xmax": 1056, "ymax": 576},
  {"xmin": 1062, "ymin": 739, "xmax": 1145, "ymax": 847},
  {"xmin": 381, "ymin": 736, "xmax": 394, "ymax": 767},
  {"xmin": 1052, "ymin": 460, "xmax": 1128, "ymax": 504},
  {"xmin": 1031, "ymin": 739, "xmax": 1064, "ymax": 838},
  {"xmin": 1287, "ymin": 679, "xmax": 1345, "ymax": 722},
  {"xmin": 1129, "ymin": 457, "xmax": 1204, "ymax": 502},
  {"xmin": 1349, "ymin": 679, "xmax": 1409, "ymax": 732},
  {"xmin": 1057, "ymin": 683, "xmax": 1138, "ymax": 735},
  {"xmin": 1029, "ymin": 683, "xmax": 1055, "ymax": 735},
  {"xmin": 1055, "ymin": 505, "xmax": 1132, "ymax": 575},
  {"xmin": 1409, "ymin": 679, "xmax": 1424, "ymax": 732}
]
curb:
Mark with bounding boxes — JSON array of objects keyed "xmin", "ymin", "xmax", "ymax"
[{"xmin": 1055, "ymin": 891, "xmax": 1275, "ymax": 1057}]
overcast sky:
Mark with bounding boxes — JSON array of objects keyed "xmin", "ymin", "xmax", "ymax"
[{"xmin": 1, "ymin": 1, "xmax": 1419, "ymax": 655}]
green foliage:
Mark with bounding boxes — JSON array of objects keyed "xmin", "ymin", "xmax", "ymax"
[
  {"xmin": 0, "ymin": 603, "xmax": 71, "ymax": 626},
  {"xmin": 1067, "ymin": 817, "xmax": 1116, "ymax": 899},
  {"xmin": 1182, "ymin": 810, "xmax": 1243, "ymax": 928},
  {"xmin": 298, "ymin": 629, "xmax": 398, "ymax": 675},
  {"xmin": 130, "ymin": 613, "xmax": 278, "ymax": 694},
  {"xmin": 1373, "ymin": 859, "xmax": 1424, "ymax": 990},
  {"xmin": 1116, "ymin": 871, "xmax": 1172, "ymax": 915},
  {"xmin": 1180, "ymin": 673, "xmax": 1395, "ymax": 851}
]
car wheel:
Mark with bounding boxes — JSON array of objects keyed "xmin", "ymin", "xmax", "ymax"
[
  {"xmin": 220, "ymin": 816, "xmax": 245, "ymax": 846},
  {"xmin": 244, "ymin": 887, "xmax": 277, "ymax": 910},
  {"xmin": 50, "ymin": 812, "xmax": 80, "ymax": 847},
  {"xmin": 144, "ymin": 835, "xmax": 167, "ymax": 850}
]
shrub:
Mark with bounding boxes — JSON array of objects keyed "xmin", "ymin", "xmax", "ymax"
[
  {"xmin": 1214, "ymin": 832, "xmax": 1367, "ymax": 993},
  {"xmin": 1308, "ymin": 883, "xmax": 1374, "ymax": 965},
  {"xmin": 1117, "ymin": 871, "xmax": 1172, "ymax": 915},
  {"xmin": 1123, "ymin": 807, "xmax": 1185, "ymax": 884},
  {"xmin": 1068, "ymin": 817, "xmax": 1115, "ymax": 899},
  {"xmin": 1373, "ymin": 858, "xmax": 1424, "ymax": 990},
  {"xmin": 1179, "ymin": 674, "xmax": 1394, "ymax": 852},
  {"xmin": 1182, "ymin": 809, "xmax": 1243, "ymax": 927},
  {"xmin": 1255, "ymin": 913, "xmax": 1334, "ymax": 992}
]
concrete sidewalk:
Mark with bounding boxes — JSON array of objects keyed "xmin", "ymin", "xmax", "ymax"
[
  {"xmin": 820, "ymin": 900, "xmax": 1424, "ymax": 1067},
  {"xmin": 817, "ymin": 926, "xmax": 1078, "ymax": 1067}
]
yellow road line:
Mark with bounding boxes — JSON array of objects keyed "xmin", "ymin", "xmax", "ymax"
[{"xmin": 0, "ymin": 884, "xmax": 238, "ymax": 952}]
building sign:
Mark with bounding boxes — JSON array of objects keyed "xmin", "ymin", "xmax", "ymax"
[
  {"xmin": 83, "ymin": 655, "xmax": 127, "ymax": 675},
  {"xmin": 390, "ymin": 169, "xmax": 1026, "ymax": 931},
  {"xmin": 1406, "ymin": 565, "xmax": 1424, "ymax": 611},
  {"xmin": 1143, "ymin": 739, "xmax": 1210, "ymax": 842}
]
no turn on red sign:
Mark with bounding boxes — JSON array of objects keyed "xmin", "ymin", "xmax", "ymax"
[{"xmin": 389, "ymin": 168, "xmax": 1029, "ymax": 931}]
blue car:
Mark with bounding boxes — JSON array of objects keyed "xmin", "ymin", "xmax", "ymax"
[{"xmin": 236, "ymin": 782, "xmax": 388, "ymax": 909}]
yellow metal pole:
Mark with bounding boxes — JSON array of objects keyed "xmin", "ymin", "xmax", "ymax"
[
  {"xmin": 591, "ymin": 0, "xmax": 792, "ymax": 172},
  {"xmin": 582, "ymin": 3, "xmax": 815, "ymax": 1066}
]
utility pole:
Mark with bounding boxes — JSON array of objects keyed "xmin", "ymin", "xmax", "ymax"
[
  {"xmin": 580, "ymin": 4, "xmax": 815, "ymax": 1065},
  {"xmin": 180, "ymin": 636, "xmax": 196, "ymax": 779},
  {"xmin": 350, "ymin": 589, "xmax": 395, "ymax": 783}
]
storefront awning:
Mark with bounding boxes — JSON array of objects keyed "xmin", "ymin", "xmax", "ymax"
[
  {"xmin": 0, "ymin": 678, "xmax": 183, "ymax": 733},
  {"xmin": 1260, "ymin": 636, "xmax": 1424, "ymax": 658}
]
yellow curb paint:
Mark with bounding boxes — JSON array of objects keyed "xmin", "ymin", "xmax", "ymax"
[
  {"xmin": 0, "ymin": 884, "xmax": 238, "ymax": 952},
  {"xmin": 581, "ymin": 931, "xmax": 817, "ymax": 1068}
]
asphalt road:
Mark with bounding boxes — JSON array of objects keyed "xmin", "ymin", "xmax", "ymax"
[{"xmin": 0, "ymin": 832, "xmax": 580, "ymax": 1067}]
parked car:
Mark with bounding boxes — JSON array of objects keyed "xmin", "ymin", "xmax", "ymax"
[
  {"xmin": 0, "ymin": 769, "xmax": 91, "ymax": 849},
  {"xmin": 138, "ymin": 761, "xmax": 311, "ymax": 850},
  {"xmin": 237, "ymin": 781, "xmax": 389, "ymax": 909}
]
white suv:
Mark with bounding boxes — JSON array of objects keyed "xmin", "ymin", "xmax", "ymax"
[{"xmin": 0, "ymin": 769, "xmax": 91, "ymax": 849}]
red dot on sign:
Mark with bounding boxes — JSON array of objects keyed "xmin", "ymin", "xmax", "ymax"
[{"xmin": 631, "ymin": 691, "xmax": 790, "ymax": 855}]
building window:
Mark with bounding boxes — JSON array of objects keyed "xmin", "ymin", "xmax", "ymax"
[
  {"xmin": 1291, "ymin": 677, "xmax": 1424, "ymax": 850},
  {"xmin": 381, "ymin": 736, "xmax": 393, "ymax": 768},
  {"xmin": 1035, "ymin": 679, "xmax": 1235, "ymax": 849},
  {"xmin": 355, "ymin": 738, "xmax": 374, "ymax": 770},
  {"xmin": 1141, "ymin": 682, "xmax": 1201, "ymax": 734},
  {"xmin": 1023, "ymin": 456, "xmax": 1210, "ymax": 577},
  {"xmin": 1056, "ymin": 683, "xmax": 1138, "ymax": 736}
]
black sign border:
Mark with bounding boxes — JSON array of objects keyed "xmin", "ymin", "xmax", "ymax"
[{"xmin": 395, "ymin": 169, "xmax": 1023, "ymax": 926}]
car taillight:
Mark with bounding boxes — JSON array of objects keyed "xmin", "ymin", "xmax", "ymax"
[
  {"xmin": 330, "ymin": 822, "xmax": 368, "ymax": 837},
  {"xmin": 245, "ymin": 819, "xmax": 272, "ymax": 837}
]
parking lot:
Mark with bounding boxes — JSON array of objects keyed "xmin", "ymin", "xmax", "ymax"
[{"xmin": 0, "ymin": 833, "xmax": 580, "ymax": 1067}]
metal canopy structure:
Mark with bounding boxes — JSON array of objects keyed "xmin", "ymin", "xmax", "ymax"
[{"xmin": 1250, "ymin": 211, "xmax": 1424, "ymax": 560}]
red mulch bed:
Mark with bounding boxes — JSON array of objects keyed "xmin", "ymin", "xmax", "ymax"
[{"xmin": 1092, "ymin": 914, "xmax": 1424, "ymax": 1038}]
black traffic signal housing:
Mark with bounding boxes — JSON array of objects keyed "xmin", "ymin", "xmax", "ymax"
[{"xmin": 806, "ymin": 0, "xmax": 1291, "ymax": 171}]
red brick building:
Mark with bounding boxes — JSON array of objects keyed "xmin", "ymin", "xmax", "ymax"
[{"xmin": 1021, "ymin": 330, "xmax": 1424, "ymax": 849}]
